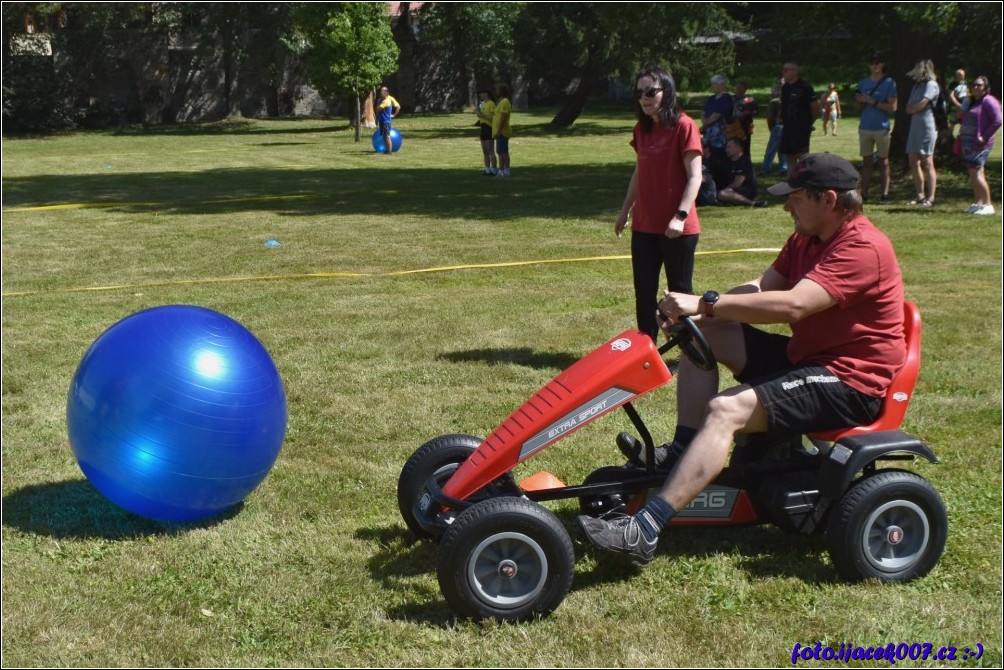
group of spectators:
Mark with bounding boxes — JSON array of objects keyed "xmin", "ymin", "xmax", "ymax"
[{"xmin": 693, "ymin": 55, "xmax": 1001, "ymax": 216}]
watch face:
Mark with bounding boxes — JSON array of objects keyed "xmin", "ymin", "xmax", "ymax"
[{"xmin": 703, "ymin": 290, "xmax": 719, "ymax": 303}]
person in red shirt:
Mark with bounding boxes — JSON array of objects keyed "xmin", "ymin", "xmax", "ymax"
[
  {"xmin": 614, "ymin": 63, "xmax": 703, "ymax": 342},
  {"xmin": 582, "ymin": 153, "xmax": 906, "ymax": 566}
]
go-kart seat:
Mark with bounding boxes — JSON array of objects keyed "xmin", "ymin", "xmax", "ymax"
[{"xmin": 809, "ymin": 301, "xmax": 921, "ymax": 443}]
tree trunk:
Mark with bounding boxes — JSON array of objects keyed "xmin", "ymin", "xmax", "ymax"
[
  {"xmin": 354, "ymin": 93, "xmax": 361, "ymax": 142},
  {"xmin": 550, "ymin": 77, "xmax": 596, "ymax": 128},
  {"xmin": 549, "ymin": 47, "xmax": 603, "ymax": 128}
]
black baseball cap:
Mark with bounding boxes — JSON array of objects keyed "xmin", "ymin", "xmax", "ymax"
[
  {"xmin": 869, "ymin": 53, "xmax": 885, "ymax": 64},
  {"xmin": 767, "ymin": 153, "xmax": 860, "ymax": 196}
]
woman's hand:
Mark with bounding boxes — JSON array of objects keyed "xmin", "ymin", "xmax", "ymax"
[
  {"xmin": 665, "ymin": 217, "xmax": 685, "ymax": 239},
  {"xmin": 615, "ymin": 211, "xmax": 630, "ymax": 237}
]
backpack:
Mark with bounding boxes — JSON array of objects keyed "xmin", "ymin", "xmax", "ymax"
[{"xmin": 932, "ymin": 88, "xmax": 949, "ymax": 130}]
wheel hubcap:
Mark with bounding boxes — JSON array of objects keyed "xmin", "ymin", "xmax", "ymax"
[
  {"xmin": 468, "ymin": 532, "xmax": 547, "ymax": 610},
  {"xmin": 862, "ymin": 499, "xmax": 930, "ymax": 572}
]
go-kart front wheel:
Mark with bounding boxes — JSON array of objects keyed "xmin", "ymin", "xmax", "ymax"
[
  {"xmin": 397, "ymin": 434, "xmax": 516, "ymax": 539},
  {"xmin": 826, "ymin": 469, "xmax": 947, "ymax": 582},
  {"xmin": 437, "ymin": 497, "xmax": 575, "ymax": 622}
]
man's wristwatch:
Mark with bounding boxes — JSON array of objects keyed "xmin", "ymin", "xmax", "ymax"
[
  {"xmin": 675, "ymin": 209, "xmax": 689, "ymax": 220},
  {"xmin": 701, "ymin": 290, "xmax": 720, "ymax": 317}
]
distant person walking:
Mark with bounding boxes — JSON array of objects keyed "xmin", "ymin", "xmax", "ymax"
[
  {"xmin": 493, "ymin": 84, "xmax": 512, "ymax": 177},
  {"xmin": 821, "ymin": 83, "xmax": 841, "ymax": 136}
]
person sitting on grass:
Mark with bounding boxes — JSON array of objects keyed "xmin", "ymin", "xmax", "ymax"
[{"xmin": 716, "ymin": 139, "xmax": 766, "ymax": 207}]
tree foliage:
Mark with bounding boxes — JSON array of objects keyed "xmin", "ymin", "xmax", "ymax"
[
  {"xmin": 515, "ymin": 3, "xmax": 740, "ymax": 127},
  {"xmin": 296, "ymin": 2, "xmax": 399, "ymax": 140},
  {"xmin": 3, "ymin": 2, "xmax": 1000, "ymax": 135},
  {"xmin": 418, "ymin": 2, "xmax": 522, "ymax": 106}
]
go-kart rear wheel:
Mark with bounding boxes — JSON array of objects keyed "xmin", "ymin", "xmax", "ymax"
[
  {"xmin": 826, "ymin": 469, "xmax": 947, "ymax": 582},
  {"xmin": 397, "ymin": 434, "xmax": 516, "ymax": 539},
  {"xmin": 437, "ymin": 497, "xmax": 575, "ymax": 621}
]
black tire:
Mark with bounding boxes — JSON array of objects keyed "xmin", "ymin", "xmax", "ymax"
[
  {"xmin": 827, "ymin": 469, "xmax": 947, "ymax": 582},
  {"xmin": 437, "ymin": 497, "xmax": 575, "ymax": 621},
  {"xmin": 577, "ymin": 466, "xmax": 650, "ymax": 517},
  {"xmin": 397, "ymin": 434, "xmax": 516, "ymax": 539}
]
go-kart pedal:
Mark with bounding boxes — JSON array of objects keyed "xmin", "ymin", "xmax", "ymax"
[{"xmin": 616, "ymin": 431, "xmax": 678, "ymax": 470}]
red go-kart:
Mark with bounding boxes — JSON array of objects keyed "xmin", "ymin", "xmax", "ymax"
[{"xmin": 397, "ymin": 301, "xmax": 946, "ymax": 621}]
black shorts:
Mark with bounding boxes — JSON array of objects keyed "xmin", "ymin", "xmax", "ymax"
[
  {"xmin": 735, "ymin": 325, "xmax": 882, "ymax": 434},
  {"xmin": 779, "ymin": 127, "xmax": 811, "ymax": 156},
  {"xmin": 379, "ymin": 121, "xmax": 393, "ymax": 135},
  {"xmin": 479, "ymin": 124, "xmax": 492, "ymax": 141}
]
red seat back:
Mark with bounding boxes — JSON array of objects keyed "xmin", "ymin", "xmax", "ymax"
[{"xmin": 809, "ymin": 301, "xmax": 921, "ymax": 442}]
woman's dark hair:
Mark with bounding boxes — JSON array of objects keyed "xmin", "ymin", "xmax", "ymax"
[
  {"xmin": 634, "ymin": 63, "xmax": 681, "ymax": 132},
  {"xmin": 497, "ymin": 84, "xmax": 510, "ymax": 99},
  {"xmin": 479, "ymin": 88, "xmax": 495, "ymax": 101}
]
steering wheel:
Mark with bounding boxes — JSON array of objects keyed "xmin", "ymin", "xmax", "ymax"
[{"xmin": 663, "ymin": 317, "xmax": 717, "ymax": 371}]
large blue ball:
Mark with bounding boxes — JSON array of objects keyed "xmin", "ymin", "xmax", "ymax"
[
  {"xmin": 66, "ymin": 305, "xmax": 287, "ymax": 523},
  {"xmin": 371, "ymin": 128, "xmax": 403, "ymax": 153}
]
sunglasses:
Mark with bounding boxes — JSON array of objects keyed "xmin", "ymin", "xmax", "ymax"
[
  {"xmin": 972, "ymin": 83, "xmax": 986, "ymax": 88},
  {"xmin": 635, "ymin": 87, "xmax": 664, "ymax": 99}
]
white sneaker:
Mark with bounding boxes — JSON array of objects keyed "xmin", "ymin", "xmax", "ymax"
[
  {"xmin": 965, "ymin": 203, "xmax": 981, "ymax": 214},
  {"xmin": 973, "ymin": 204, "xmax": 996, "ymax": 215}
]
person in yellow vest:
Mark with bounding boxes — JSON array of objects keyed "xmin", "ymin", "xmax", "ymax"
[
  {"xmin": 476, "ymin": 89, "xmax": 498, "ymax": 175},
  {"xmin": 376, "ymin": 86, "xmax": 400, "ymax": 155},
  {"xmin": 492, "ymin": 84, "xmax": 512, "ymax": 177}
]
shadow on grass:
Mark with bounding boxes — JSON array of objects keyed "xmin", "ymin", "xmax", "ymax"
[
  {"xmin": 1, "ymin": 479, "xmax": 241, "ymax": 540},
  {"xmin": 355, "ymin": 513, "xmax": 836, "ymax": 626},
  {"xmin": 2, "ymin": 163, "xmax": 630, "ymax": 222},
  {"xmin": 437, "ymin": 348, "xmax": 579, "ymax": 371}
]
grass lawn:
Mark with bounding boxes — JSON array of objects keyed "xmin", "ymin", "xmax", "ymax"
[{"xmin": 2, "ymin": 105, "xmax": 1001, "ymax": 667}]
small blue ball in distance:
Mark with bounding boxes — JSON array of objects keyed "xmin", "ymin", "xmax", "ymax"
[
  {"xmin": 371, "ymin": 128, "xmax": 403, "ymax": 153},
  {"xmin": 66, "ymin": 305, "xmax": 287, "ymax": 522}
]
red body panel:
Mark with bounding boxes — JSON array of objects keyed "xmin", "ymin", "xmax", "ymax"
[{"xmin": 441, "ymin": 330, "xmax": 673, "ymax": 503}]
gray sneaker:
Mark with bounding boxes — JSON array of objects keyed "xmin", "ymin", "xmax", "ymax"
[{"xmin": 577, "ymin": 513, "xmax": 657, "ymax": 566}]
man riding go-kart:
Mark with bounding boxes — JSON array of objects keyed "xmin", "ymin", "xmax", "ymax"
[
  {"xmin": 399, "ymin": 152, "xmax": 945, "ymax": 622},
  {"xmin": 580, "ymin": 153, "xmax": 910, "ymax": 565}
]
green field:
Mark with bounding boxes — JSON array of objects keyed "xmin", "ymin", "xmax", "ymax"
[{"xmin": 2, "ymin": 107, "xmax": 1001, "ymax": 667}]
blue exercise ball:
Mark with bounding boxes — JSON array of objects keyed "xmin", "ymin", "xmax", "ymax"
[
  {"xmin": 66, "ymin": 305, "xmax": 287, "ymax": 523},
  {"xmin": 371, "ymin": 128, "xmax": 403, "ymax": 153}
]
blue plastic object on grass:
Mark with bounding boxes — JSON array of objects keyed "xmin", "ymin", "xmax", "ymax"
[
  {"xmin": 372, "ymin": 128, "xmax": 403, "ymax": 153},
  {"xmin": 66, "ymin": 305, "xmax": 287, "ymax": 522}
]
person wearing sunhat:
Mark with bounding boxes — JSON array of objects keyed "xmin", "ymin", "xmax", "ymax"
[{"xmin": 582, "ymin": 153, "xmax": 907, "ymax": 567}]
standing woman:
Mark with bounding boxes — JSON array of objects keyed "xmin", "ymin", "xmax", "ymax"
[
  {"xmin": 904, "ymin": 59, "xmax": 940, "ymax": 206},
  {"xmin": 959, "ymin": 76, "xmax": 1003, "ymax": 215},
  {"xmin": 615, "ymin": 63, "xmax": 703, "ymax": 342},
  {"xmin": 476, "ymin": 89, "xmax": 498, "ymax": 175},
  {"xmin": 821, "ymin": 82, "xmax": 841, "ymax": 136}
]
